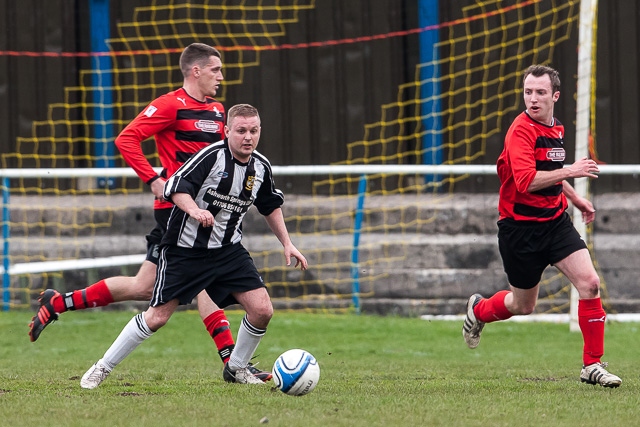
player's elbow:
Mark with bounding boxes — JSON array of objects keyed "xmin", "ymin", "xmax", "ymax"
[
  {"xmin": 514, "ymin": 174, "xmax": 536, "ymax": 194},
  {"xmin": 114, "ymin": 130, "xmax": 139, "ymax": 152},
  {"xmin": 114, "ymin": 133, "xmax": 125, "ymax": 149},
  {"xmin": 517, "ymin": 181, "xmax": 533, "ymax": 194}
]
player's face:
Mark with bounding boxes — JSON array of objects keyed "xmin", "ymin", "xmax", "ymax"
[
  {"xmin": 196, "ymin": 56, "xmax": 224, "ymax": 97},
  {"xmin": 523, "ymin": 73, "xmax": 559, "ymax": 126},
  {"xmin": 225, "ymin": 115, "xmax": 261, "ymax": 162}
]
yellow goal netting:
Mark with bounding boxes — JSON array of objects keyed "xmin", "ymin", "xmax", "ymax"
[{"xmin": 3, "ymin": 0, "xmax": 601, "ymax": 315}]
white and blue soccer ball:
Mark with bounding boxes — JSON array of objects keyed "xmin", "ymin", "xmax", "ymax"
[{"xmin": 272, "ymin": 349, "xmax": 320, "ymax": 396}]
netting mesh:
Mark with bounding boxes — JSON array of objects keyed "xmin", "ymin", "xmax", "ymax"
[
  {"xmin": 307, "ymin": 0, "xmax": 587, "ymax": 313},
  {"xmin": 3, "ymin": 0, "xmax": 601, "ymax": 314}
]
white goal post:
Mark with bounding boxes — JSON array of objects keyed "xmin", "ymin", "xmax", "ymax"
[{"xmin": 570, "ymin": 0, "xmax": 598, "ymax": 331}]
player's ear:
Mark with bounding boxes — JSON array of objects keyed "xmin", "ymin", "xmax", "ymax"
[
  {"xmin": 224, "ymin": 125, "xmax": 230, "ymax": 137},
  {"xmin": 553, "ymin": 91, "xmax": 560, "ymax": 102}
]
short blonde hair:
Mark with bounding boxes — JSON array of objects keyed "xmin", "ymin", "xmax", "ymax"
[{"xmin": 227, "ymin": 104, "xmax": 260, "ymax": 126}]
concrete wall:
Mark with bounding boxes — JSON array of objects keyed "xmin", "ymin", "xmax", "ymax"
[{"xmin": 14, "ymin": 192, "xmax": 640, "ymax": 316}]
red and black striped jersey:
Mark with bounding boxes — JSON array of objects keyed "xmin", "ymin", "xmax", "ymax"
[
  {"xmin": 114, "ymin": 87, "xmax": 225, "ymax": 210},
  {"xmin": 497, "ymin": 111, "xmax": 568, "ymax": 222}
]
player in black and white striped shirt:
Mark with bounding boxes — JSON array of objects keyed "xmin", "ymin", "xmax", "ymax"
[
  {"xmin": 161, "ymin": 135, "xmax": 283, "ymax": 249},
  {"xmin": 80, "ymin": 104, "xmax": 308, "ymax": 388}
]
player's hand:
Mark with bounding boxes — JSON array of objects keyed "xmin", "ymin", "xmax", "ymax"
[
  {"xmin": 572, "ymin": 196, "xmax": 596, "ymax": 224},
  {"xmin": 190, "ymin": 208, "xmax": 215, "ymax": 227},
  {"xmin": 568, "ymin": 157, "xmax": 599, "ymax": 179},
  {"xmin": 150, "ymin": 178, "xmax": 167, "ymax": 200},
  {"xmin": 582, "ymin": 209, "xmax": 596, "ymax": 224},
  {"xmin": 284, "ymin": 244, "xmax": 308, "ymax": 270}
]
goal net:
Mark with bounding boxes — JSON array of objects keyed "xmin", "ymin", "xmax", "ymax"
[{"xmin": 2, "ymin": 0, "xmax": 601, "ymax": 316}]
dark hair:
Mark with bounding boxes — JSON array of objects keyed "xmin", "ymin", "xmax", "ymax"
[
  {"xmin": 179, "ymin": 43, "xmax": 221, "ymax": 78},
  {"xmin": 523, "ymin": 64, "xmax": 561, "ymax": 93},
  {"xmin": 227, "ymin": 104, "xmax": 260, "ymax": 126}
]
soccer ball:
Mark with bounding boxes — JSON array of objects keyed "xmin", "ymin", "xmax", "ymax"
[{"xmin": 272, "ymin": 349, "xmax": 320, "ymax": 396}]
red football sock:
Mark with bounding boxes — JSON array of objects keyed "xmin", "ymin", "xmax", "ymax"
[
  {"xmin": 578, "ymin": 297, "xmax": 605, "ymax": 366},
  {"xmin": 51, "ymin": 292, "xmax": 65, "ymax": 313},
  {"xmin": 203, "ymin": 310, "xmax": 236, "ymax": 364},
  {"xmin": 474, "ymin": 290, "xmax": 513, "ymax": 323},
  {"xmin": 53, "ymin": 279, "xmax": 114, "ymax": 313}
]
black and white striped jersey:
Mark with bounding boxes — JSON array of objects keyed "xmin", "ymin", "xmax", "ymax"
[{"xmin": 162, "ymin": 140, "xmax": 284, "ymax": 249}]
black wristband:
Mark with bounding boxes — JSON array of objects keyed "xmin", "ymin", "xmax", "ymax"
[{"xmin": 146, "ymin": 175, "xmax": 161, "ymax": 185}]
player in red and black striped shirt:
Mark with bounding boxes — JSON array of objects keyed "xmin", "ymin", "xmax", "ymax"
[
  {"xmin": 462, "ymin": 64, "xmax": 621, "ymax": 387},
  {"xmin": 29, "ymin": 43, "xmax": 271, "ymax": 382}
]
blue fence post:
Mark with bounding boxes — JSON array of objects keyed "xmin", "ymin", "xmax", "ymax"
[
  {"xmin": 350, "ymin": 175, "xmax": 368, "ymax": 314},
  {"xmin": 419, "ymin": 0, "xmax": 443, "ymax": 184},
  {"xmin": 90, "ymin": 0, "xmax": 115, "ymax": 188},
  {"xmin": 2, "ymin": 177, "xmax": 10, "ymax": 311}
]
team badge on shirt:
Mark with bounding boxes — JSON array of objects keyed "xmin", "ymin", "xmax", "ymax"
[
  {"xmin": 245, "ymin": 176, "xmax": 255, "ymax": 191},
  {"xmin": 144, "ymin": 105, "xmax": 158, "ymax": 117},
  {"xmin": 212, "ymin": 106, "xmax": 224, "ymax": 119}
]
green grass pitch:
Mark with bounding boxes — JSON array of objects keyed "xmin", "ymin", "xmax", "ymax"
[{"xmin": 1, "ymin": 310, "xmax": 639, "ymax": 427}]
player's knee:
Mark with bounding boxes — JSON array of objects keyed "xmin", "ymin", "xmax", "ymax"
[
  {"xmin": 256, "ymin": 305, "xmax": 274, "ymax": 324},
  {"xmin": 510, "ymin": 301, "xmax": 536, "ymax": 315},
  {"xmin": 132, "ymin": 278, "xmax": 154, "ymax": 301},
  {"xmin": 138, "ymin": 286, "xmax": 153, "ymax": 301},
  {"xmin": 247, "ymin": 304, "xmax": 273, "ymax": 328},
  {"xmin": 579, "ymin": 275, "xmax": 601, "ymax": 299},
  {"xmin": 144, "ymin": 310, "xmax": 170, "ymax": 331}
]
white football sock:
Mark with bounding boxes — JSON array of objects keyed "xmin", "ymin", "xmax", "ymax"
[
  {"xmin": 228, "ymin": 315, "xmax": 266, "ymax": 371},
  {"xmin": 101, "ymin": 313, "xmax": 153, "ymax": 371}
]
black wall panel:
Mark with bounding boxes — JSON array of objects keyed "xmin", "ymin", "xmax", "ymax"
[{"xmin": 0, "ymin": 0, "xmax": 637, "ymax": 192}]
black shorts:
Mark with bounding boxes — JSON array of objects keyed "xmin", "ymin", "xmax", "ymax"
[
  {"xmin": 145, "ymin": 208, "xmax": 172, "ymax": 264},
  {"xmin": 497, "ymin": 212, "xmax": 587, "ymax": 289},
  {"xmin": 151, "ymin": 242, "xmax": 265, "ymax": 308}
]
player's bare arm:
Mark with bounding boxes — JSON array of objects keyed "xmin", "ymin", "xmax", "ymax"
[
  {"xmin": 170, "ymin": 192, "xmax": 214, "ymax": 227},
  {"xmin": 562, "ymin": 181, "xmax": 596, "ymax": 224},
  {"xmin": 263, "ymin": 208, "xmax": 308, "ymax": 270},
  {"xmin": 527, "ymin": 157, "xmax": 599, "ymax": 192}
]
